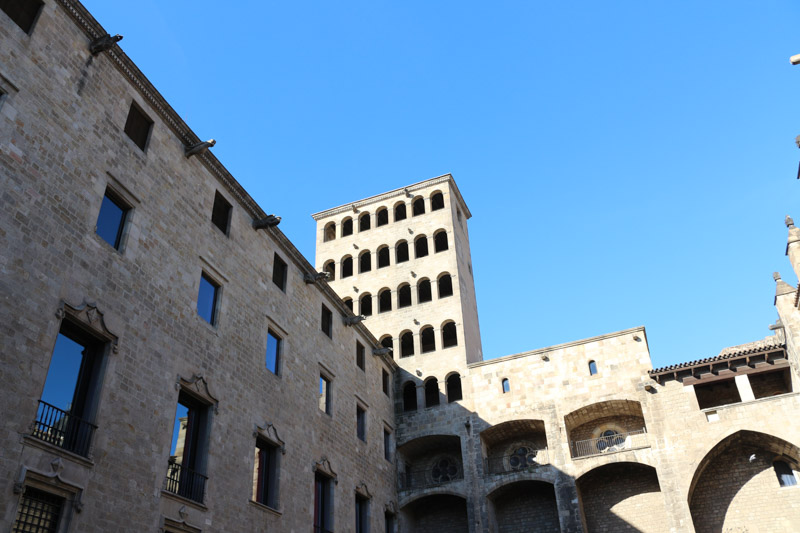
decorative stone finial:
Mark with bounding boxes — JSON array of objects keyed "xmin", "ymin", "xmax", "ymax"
[
  {"xmin": 795, "ymin": 135, "xmax": 800, "ymax": 149},
  {"xmin": 786, "ymin": 215, "xmax": 795, "ymax": 228},
  {"xmin": 773, "ymin": 272, "xmax": 781, "ymax": 282}
]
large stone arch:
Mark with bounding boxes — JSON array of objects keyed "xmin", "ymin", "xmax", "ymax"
[
  {"xmin": 688, "ymin": 430, "xmax": 800, "ymax": 533},
  {"xmin": 487, "ymin": 480, "xmax": 561, "ymax": 533},
  {"xmin": 399, "ymin": 493, "xmax": 468, "ymax": 533},
  {"xmin": 576, "ymin": 462, "xmax": 668, "ymax": 533}
]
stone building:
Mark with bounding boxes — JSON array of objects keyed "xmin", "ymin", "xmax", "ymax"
[{"xmin": 2, "ymin": 1, "xmax": 800, "ymax": 533}]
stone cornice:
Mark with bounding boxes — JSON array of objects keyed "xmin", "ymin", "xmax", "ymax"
[{"xmin": 310, "ymin": 174, "xmax": 473, "ymax": 221}]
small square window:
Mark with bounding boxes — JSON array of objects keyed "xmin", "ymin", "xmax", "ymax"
[
  {"xmin": 266, "ymin": 329, "xmax": 281, "ymax": 375},
  {"xmin": 12, "ymin": 486, "xmax": 64, "ymax": 532},
  {"xmin": 197, "ymin": 273, "xmax": 220, "ymax": 325},
  {"xmin": 1, "ymin": 0, "xmax": 43, "ymax": 34},
  {"xmin": 383, "ymin": 428, "xmax": 392, "ymax": 461},
  {"xmin": 382, "ymin": 369, "xmax": 390, "ymax": 396},
  {"xmin": 96, "ymin": 188, "xmax": 130, "ymax": 250},
  {"xmin": 319, "ymin": 375, "xmax": 331, "ymax": 414},
  {"xmin": 272, "ymin": 253, "xmax": 287, "ymax": 291},
  {"xmin": 356, "ymin": 341, "xmax": 365, "ymax": 371},
  {"xmin": 254, "ymin": 437, "xmax": 280, "ymax": 508},
  {"xmin": 356, "ymin": 405, "xmax": 366, "ymax": 442},
  {"xmin": 211, "ymin": 191, "xmax": 232, "ymax": 235},
  {"xmin": 124, "ymin": 102, "xmax": 153, "ymax": 151},
  {"xmin": 321, "ymin": 304, "xmax": 332, "ymax": 338}
]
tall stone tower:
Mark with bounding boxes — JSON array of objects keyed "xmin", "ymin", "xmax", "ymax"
[{"xmin": 312, "ymin": 174, "xmax": 482, "ymax": 399}]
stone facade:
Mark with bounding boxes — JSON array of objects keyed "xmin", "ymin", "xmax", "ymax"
[{"xmin": 3, "ymin": 2, "xmax": 800, "ymax": 533}]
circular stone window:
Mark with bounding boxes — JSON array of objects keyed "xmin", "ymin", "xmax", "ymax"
[
  {"xmin": 508, "ymin": 446, "xmax": 540, "ymax": 470},
  {"xmin": 596, "ymin": 429, "xmax": 625, "ymax": 452},
  {"xmin": 431, "ymin": 456, "xmax": 460, "ymax": 483}
]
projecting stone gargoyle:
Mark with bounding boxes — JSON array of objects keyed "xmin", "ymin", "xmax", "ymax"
[
  {"xmin": 343, "ymin": 315, "xmax": 366, "ymax": 326},
  {"xmin": 253, "ymin": 215, "xmax": 281, "ymax": 229},
  {"xmin": 89, "ymin": 34, "xmax": 122, "ymax": 55},
  {"xmin": 185, "ymin": 139, "xmax": 216, "ymax": 158},
  {"xmin": 304, "ymin": 272, "xmax": 330, "ymax": 284},
  {"xmin": 372, "ymin": 347, "xmax": 393, "ymax": 357}
]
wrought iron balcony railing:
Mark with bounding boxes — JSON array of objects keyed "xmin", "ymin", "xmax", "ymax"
[
  {"xmin": 571, "ymin": 429, "xmax": 648, "ymax": 458},
  {"xmin": 32, "ymin": 400, "xmax": 97, "ymax": 457},
  {"xmin": 485, "ymin": 448, "xmax": 549, "ymax": 475},
  {"xmin": 165, "ymin": 460, "xmax": 208, "ymax": 503}
]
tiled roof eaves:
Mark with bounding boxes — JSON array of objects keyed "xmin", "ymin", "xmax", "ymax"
[{"xmin": 649, "ymin": 342, "xmax": 786, "ymax": 376}]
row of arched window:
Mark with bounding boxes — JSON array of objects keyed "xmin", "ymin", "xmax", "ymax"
[
  {"xmin": 375, "ymin": 321, "xmax": 458, "ymax": 358},
  {"xmin": 322, "ymin": 231, "xmax": 449, "ymax": 280},
  {"xmin": 402, "ymin": 373, "xmax": 463, "ymax": 411},
  {"xmin": 342, "ymin": 274, "xmax": 454, "ymax": 315},
  {"xmin": 323, "ymin": 191, "xmax": 446, "ymax": 241}
]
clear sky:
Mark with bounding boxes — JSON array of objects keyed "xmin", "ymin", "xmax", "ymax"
[{"xmin": 82, "ymin": 0, "xmax": 800, "ymax": 369}]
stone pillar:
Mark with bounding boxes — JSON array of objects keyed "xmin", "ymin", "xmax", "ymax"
[
  {"xmin": 734, "ymin": 374, "xmax": 755, "ymax": 402},
  {"xmin": 554, "ymin": 473, "xmax": 583, "ymax": 533}
]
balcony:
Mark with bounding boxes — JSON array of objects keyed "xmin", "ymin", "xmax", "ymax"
[
  {"xmin": 165, "ymin": 460, "xmax": 207, "ymax": 503},
  {"xmin": 485, "ymin": 447, "xmax": 549, "ymax": 475},
  {"xmin": 32, "ymin": 400, "xmax": 97, "ymax": 457},
  {"xmin": 571, "ymin": 429, "xmax": 648, "ymax": 458}
]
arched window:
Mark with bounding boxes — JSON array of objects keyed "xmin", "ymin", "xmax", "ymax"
[
  {"xmin": 380, "ymin": 335, "xmax": 393, "ymax": 351},
  {"xmin": 434, "ymin": 230, "xmax": 448, "ymax": 253},
  {"xmin": 774, "ymin": 460, "xmax": 798, "ymax": 487},
  {"xmin": 360, "ymin": 294, "xmax": 372, "ymax": 316},
  {"xmin": 400, "ymin": 331, "xmax": 414, "ymax": 357},
  {"xmin": 378, "ymin": 288, "xmax": 392, "ymax": 313},
  {"xmin": 438, "ymin": 273, "xmax": 453, "ymax": 298},
  {"xmin": 403, "ymin": 382, "xmax": 417, "ymax": 411},
  {"xmin": 343, "ymin": 298, "xmax": 353, "ymax": 312},
  {"xmin": 323, "ymin": 260, "xmax": 335, "ymax": 281},
  {"xmin": 394, "ymin": 202, "xmax": 407, "ymax": 222},
  {"xmin": 359, "ymin": 251, "xmax": 371, "ymax": 273},
  {"xmin": 431, "ymin": 192, "xmax": 444, "ymax": 211},
  {"xmin": 396, "ymin": 241, "xmax": 409, "ymax": 263},
  {"xmin": 377, "ymin": 246, "xmax": 390, "ymax": 268},
  {"xmin": 418, "ymin": 279, "xmax": 432, "ymax": 303},
  {"xmin": 398, "ymin": 284, "xmax": 412, "ymax": 308},
  {"xmin": 341, "ymin": 256, "xmax": 353, "ymax": 278},
  {"xmin": 425, "ymin": 378, "xmax": 439, "ymax": 407},
  {"xmin": 442, "ymin": 321, "xmax": 457, "ymax": 348},
  {"xmin": 421, "ymin": 326, "xmax": 435, "ymax": 353},
  {"xmin": 342, "ymin": 217, "xmax": 353, "ymax": 237},
  {"xmin": 446, "ymin": 374, "xmax": 462, "ymax": 402},
  {"xmin": 412, "ymin": 197, "xmax": 425, "ymax": 216},
  {"xmin": 588, "ymin": 360, "xmax": 598, "ymax": 376},
  {"xmin": 358, "ymin": 213, "xmax": 370, "ymax": 232},
  {"xmin": 376, "ymin": 208, "xmax": 389, "ymax": 227},
  {"xmin": 502, "ymin": 378, "xmax": 510, "ymax": 393},
  {"xmin": 415, "ymin": 236, "xmax": 428, "ymax": 258},
  {"xmin": 324, "ymin": 222, "xmax": 336, "ymax": 242}
]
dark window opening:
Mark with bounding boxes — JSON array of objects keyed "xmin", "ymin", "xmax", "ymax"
[
  {"xmin": 124, "ymin": 102, "xmax": 153, "ymax": 151},
  {"xmin": 211, "ymin": 191, "xmax": 232, "ymax": 235},
  {"xmin": 403, "ymin": 382, "xmax": 417, "ymax": 411},
  {"xmin": 421, "ymin": 327, "xmax": 435, "ymax": 353},
  {"xmin": 197, "ymin": 273, "xmax": 220, "ymax": 325},
  {"xmin": 400, "ymin": 332, "xmax": 414, "ymax": 357},
  {"xmin": 321, "ymin": 305, "xmax": 333, "ymax": 338},
  {"xmin": 342, "ymin": 218, "xmax": 353, "ymax": 236},
  {"xmin": 382, "ymin": 369, "xmax": 390, "ymax": 395},
  {"xmin": 383, "ymin": 429, "xmax": 392, "ymax": 461},
  {"xmin": 356, "ymin": 405, "xmax": 366, "ymax": 441},
  {"xmin": 341, "ymin": 257, "xmax": 353, "ymax": 278},
  {"xmin": 446, "ymin": 374, "xmax": 462, "ymax": 402},
  {"xmin": 381, "ymin": 336, "xmax": 393, "ymax": 351},
  {"xmin": 417, "ymin": 280, "xmax": 432, "ymax": 303},
  {"xmin": 425, "ymin": 378, "xmax": 439, "ymax": 407},
  {"xmin": 431, "ymin": 192, "xmax": 445, "ymax": 211},
  {"xmin": 360, "ymin": 294, "xmax": 372, "ymax": 317},
  {"xmin": 272, "ymin": 254, "xmax": 288, "ymax": 291},
  {"xmin": 324, "ymin": 261, "xmax": 335, "ymax": 281},
  {"xmin": 750, "ymin": 368, "xmax": 792, "ymax": 399},
  {"xmin": 442, "ymin": 322, "xmax": 457, "ymax": 348},
  {"xmin": 12, "ymin": 486, "xmax": 63, "ymax": 533},
  {"xmin": 356, "ymin": 494, "xmax": 369, "ymax": 533},
  {"xmin": 359, "ymin": 213, "xmax": 371, "ymax": 232},
  {"xmin": 434, "ymin": 231, "xmax": 449, "ymax": 253},
  {"xmin": 378, "ymin": 289, "xmax": 392, "ymax": 313},
  {"xmin": 343, "ymin": 298, "xmax": 353, "ymax": 312},
  {"xmin": 398, "ymin": 285, "xmax": 411, "ymax": 308},
  {"xmin": 377, "ymin": 247, "xmax": 390, "ymax": 268},
  {"xmin": 396, "ymin": 241, "xmax": 409, "ymax": 263},
  {"xmin": 356, "ymin": 342, "xmax": 365, "ymax": 371},
  {"xmin": 324, "ymin": 222, "xmax": 336, "ymax": 242},
  {"xmin": 438, "ymin": 274, "xmax": 453, "ymax": 298},
  {"xmin": 166, "ymin": 391, "xmax": 210, "ymax": 503},
  {"xmin": 385, "ymin": 511, "xmax": 396, "ymax": 533},
  {"xmin": 774, "ymin": 460, "xmax": 797, "ymax": 487},
  {"xmin": 319, "ymin": 375, "xmax": 331, "ymax": 414},
  {"xmin": 588, "ymin": 360, "xmax": 598, "ymax": 376},
  {"xmin": 1, "ymin": 0, "xmax": 43, "ymax": 33},
  {"xmin": 694, "ymin": 379, "xmax": 742, "ymax": 409},
  {"xmin": 254, "ymin": 438, "xmax": 279, "ymax": 508},
  {"xmin": 265, "ymin": 329, "xmax": 281, "ymax": 375},
  {"xmin": 415, "ymin": 237, "xmax": 428, "ymax": 258},
  {"xmin": 394, "ymin": 203, "xmax": 407, "ymax": 222},
  {"xmin": 502, "ymin": 378, "xmax": 510, "ymax": 393},
  {"xmin": 412, "ymin": 197, "xmax": 425, "ymax": 216},
  {"xmin": 359, "ymin": 252, "xmax": 371, "ymax": 273},
  {"xmin": 314, "ymin": 473, "xmax": 333, "ymax": 532},
  {"xmin": 96, "ymin": 188, "xmax": 129, "ymax": 250},
  {"xmin": 376, "ymin": 208, "xmax": 389, "ymax": 227}
]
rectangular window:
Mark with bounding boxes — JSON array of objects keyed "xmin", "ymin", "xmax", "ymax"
[
  {"xmin": 382, "ymin": 369, "xmax": 390, "ymax": 396},
  {"xmin": 1, "ymin": 0, "xmax": 43, "ymax": 34},
  {"xmin": 34, "ymin": 320, "xmax": 105, "ymax": 457},
  {"xmin": 383, "ymin": 428, "xmax": 392, "ymax": 461},
  {"xmin": 321, "ymin": 304, "xmax": 332, "ymax": 338},
  {"xmin": 124, "ymin": 101, "xmax": 153, "ymax": 151},
  {"xmin": 253, "ymin": 438, "xmax": 279, "ymax": 509},
  {"xmin": 95, "ymin": 188, "xmax": 130, "ymax": 250},
  {"xmin": 356, "ymin": 405, "xmax": 366, "ymax": 442},
  {"xmin": 385, "ymin": 511, "xmax": 395, "ymax": 533},
  {"xmin": 12, "ymin": 486, "xmax": 64, "ymax": 533},
  {"xmin": 356, "ymin": 341, "xmax": 365, "ymax": 371},
  {"xmin": 265, "ymin": 329, "xmax": 281, "ymax": 375},
  {"xmin": 272, "ymin": 253, "xmax": 288, "ymax": 291},
  {"xmin": 319, "ymin": 375, "xmax": 331, "ymax": 414},
  {"xmin": 314, "ymin": 473, "xmax": 333, "ymax": 533},
  {"xmin": 166, "ymin": 391, "xmax": 210, "ymax": 503},
  {"xmin": 197, "ymin": 273, "xmax": 220, "ymax": 325},
  {"xmin": 211, "ymin": 191, "xmax": 232, "ymax": 235},
  {"xmin": 356, "ymin": 494, "xmax": 369, "ymax": 533}
]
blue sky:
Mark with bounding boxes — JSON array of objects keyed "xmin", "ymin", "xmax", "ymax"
[{"xmin": 82, "ymin": 1, "xmax": 800, "ymax": 369}]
